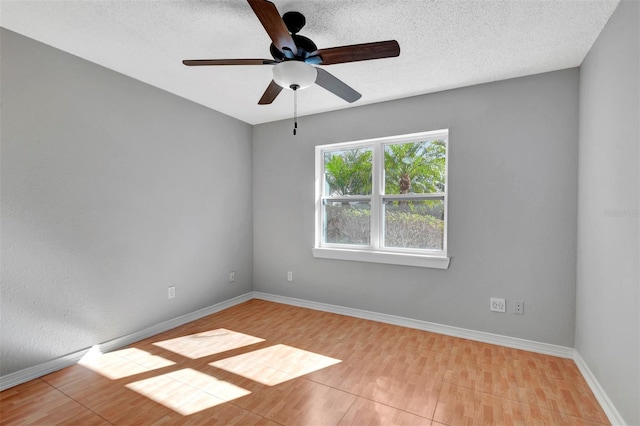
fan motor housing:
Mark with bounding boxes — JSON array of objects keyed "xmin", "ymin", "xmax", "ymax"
[{"xmin": 270, "ymin": 34, "xmax": 317, "ymax": 61}]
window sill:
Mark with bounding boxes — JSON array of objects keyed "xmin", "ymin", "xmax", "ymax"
[{"xmin": 312, "ymin": 247, "xmax": 450, "ymax": 269}]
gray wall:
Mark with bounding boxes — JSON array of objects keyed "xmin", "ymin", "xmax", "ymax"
[
  {"xmin": 575, "ymin": 1, "xmax": 640, "ymax": 424},
  {"xmin": 253, "ymin": 69, "xmax": 579, "ymax": 347},
  {"xmin": 0, "ymin": 29, "xmax": 254, "ymax": 376}
]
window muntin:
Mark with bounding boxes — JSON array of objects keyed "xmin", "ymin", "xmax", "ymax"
[{"xmin": 315, "ymin": 130, "xmax": 448, "ymax": 262}]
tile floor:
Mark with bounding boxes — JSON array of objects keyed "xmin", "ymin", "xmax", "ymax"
[{"xmin": 0, "ymin": 299, "xmax": 609, "ymax": 425}]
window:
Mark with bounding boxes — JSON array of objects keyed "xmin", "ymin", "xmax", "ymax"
[{"xmin": 313, "ymin": 130, "xmax": 449, "ymax": 269}]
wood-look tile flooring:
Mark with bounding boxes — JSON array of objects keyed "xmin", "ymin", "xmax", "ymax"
[{"xmin": 1, "ymin": 299, "xmax": 609, "ymax": 425}]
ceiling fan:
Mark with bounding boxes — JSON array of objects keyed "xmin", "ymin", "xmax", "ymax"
[{"xmin": 182, "ymin": 0, "xmax": 400, "ymax": 107}]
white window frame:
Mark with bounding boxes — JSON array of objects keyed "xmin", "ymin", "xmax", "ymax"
[{"xmin": 313, "ymin": 129, "xmax": 450, "ymax": 269}]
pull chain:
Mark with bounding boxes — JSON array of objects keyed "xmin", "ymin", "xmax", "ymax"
[{"xmin": 291, "ymin": 84, "xmax": 299, "ymax": 136}]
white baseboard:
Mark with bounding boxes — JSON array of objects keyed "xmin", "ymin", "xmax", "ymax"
[
  {"xmin": 1, "ymin": 290, "xmax": 624, "ymax": 426},
  {"xmin": 0, "ymin": 292, "xmax": 253, "ymax": 391},
  {"xmin": 252, "ymin": 292, "xmax": 575, "ymax": 358},
  {"xmin": 573, "ymin": 352, "xmax": 627, "ymax": 425}
]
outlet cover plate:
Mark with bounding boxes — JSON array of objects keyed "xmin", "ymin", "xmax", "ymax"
[
  {"xmin": 514, "ymin": 301, "xmax": 524, "ymax": 315},
  {"xmin": 168, "ymin": 286, "xmax": 176, "ymax": 299},
  {"xmin": 490, "ymin": 297, "xmax": 506, "ymax": 312}
]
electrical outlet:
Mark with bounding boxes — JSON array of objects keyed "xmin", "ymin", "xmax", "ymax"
[
  {"xmin": 168, "ymin": 286, "xmax": 176, "ymax": 299},
  {"xmin": 287, "ymin": 271, "xmax": 293, "ymax": 282},
  {"xmin": 490, "ymin": 297, "xmax": 505, "ymax": 312},
  {"xmin": 229, "ymin": 271, "xmax": 236, "ymax": 283},
  {"xmin": 514, "ymin": 301, "xmax": 524, "ymax": 315}
]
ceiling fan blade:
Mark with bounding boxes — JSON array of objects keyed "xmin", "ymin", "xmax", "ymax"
[
  {"xmin": 247, "ymin": 0, "xmax": 298, "ymax": 57},
  {"xmin": 258, "ymin": 80, "xmax": 283, "ymax": 104},
  {"xmin": 315, "ymin": 68, "xmax": 361, "ymax": 103},
  {"xmin": 182, "ymin": 59, "xmax": 275, "ymax": 66},
  {"xmin": 309, "ymin": 40, "xmax": 400, "ymax": 65}
]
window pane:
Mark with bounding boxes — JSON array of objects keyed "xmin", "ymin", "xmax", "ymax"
[
  {"xmin": 323, "ymin": 148, "xmax": 372, "ymax": 196},
  {"xmin": 324, "ymin": 201, "xmax": 370, "ymax": 245},
  {"xmin": 384, "ymin": 200, "xmax": 444, "ymax": 250},
  {"xmin": 384, "ymin": 139, "xmax": 446, "ymax": 194}
]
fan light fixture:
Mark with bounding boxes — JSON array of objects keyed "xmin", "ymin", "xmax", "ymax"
[
  {"xmin": 272, "ymin": 61, "xmax": 317, "ymax": 135},
  {"xmin": 272, "ymin": 61, "xmax": 317, "ymax": 90}
]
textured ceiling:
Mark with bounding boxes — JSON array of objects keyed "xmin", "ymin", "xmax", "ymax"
[{"xmin": 1, "ymin": 0, "xmax": 619, "ymax": 125}]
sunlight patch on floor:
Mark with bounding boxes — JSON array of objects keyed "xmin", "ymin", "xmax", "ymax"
[
  {"xmin": 210, "ymin": 344, "xmax": 342, "ymax": 386},
  {"xmin": 78, "ymin": 346, "xmax": 175, "ymax": 380},
  {"xmin": 126, "ymin": 368, "xmax": 251, "ymax": 416},
  {"xmin": 153, "ymin": 328, "xmax": 265, "ymax": 359}
]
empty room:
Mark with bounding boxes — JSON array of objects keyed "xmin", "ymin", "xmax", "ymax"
[{"xmin": 1, "ymin": 0, "xmax": 638, "ymax": 425}]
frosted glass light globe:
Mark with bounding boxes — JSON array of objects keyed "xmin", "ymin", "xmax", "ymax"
[{"xmin": 272, "ymin": 61, "xmax": 317, "ymax": 90}]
